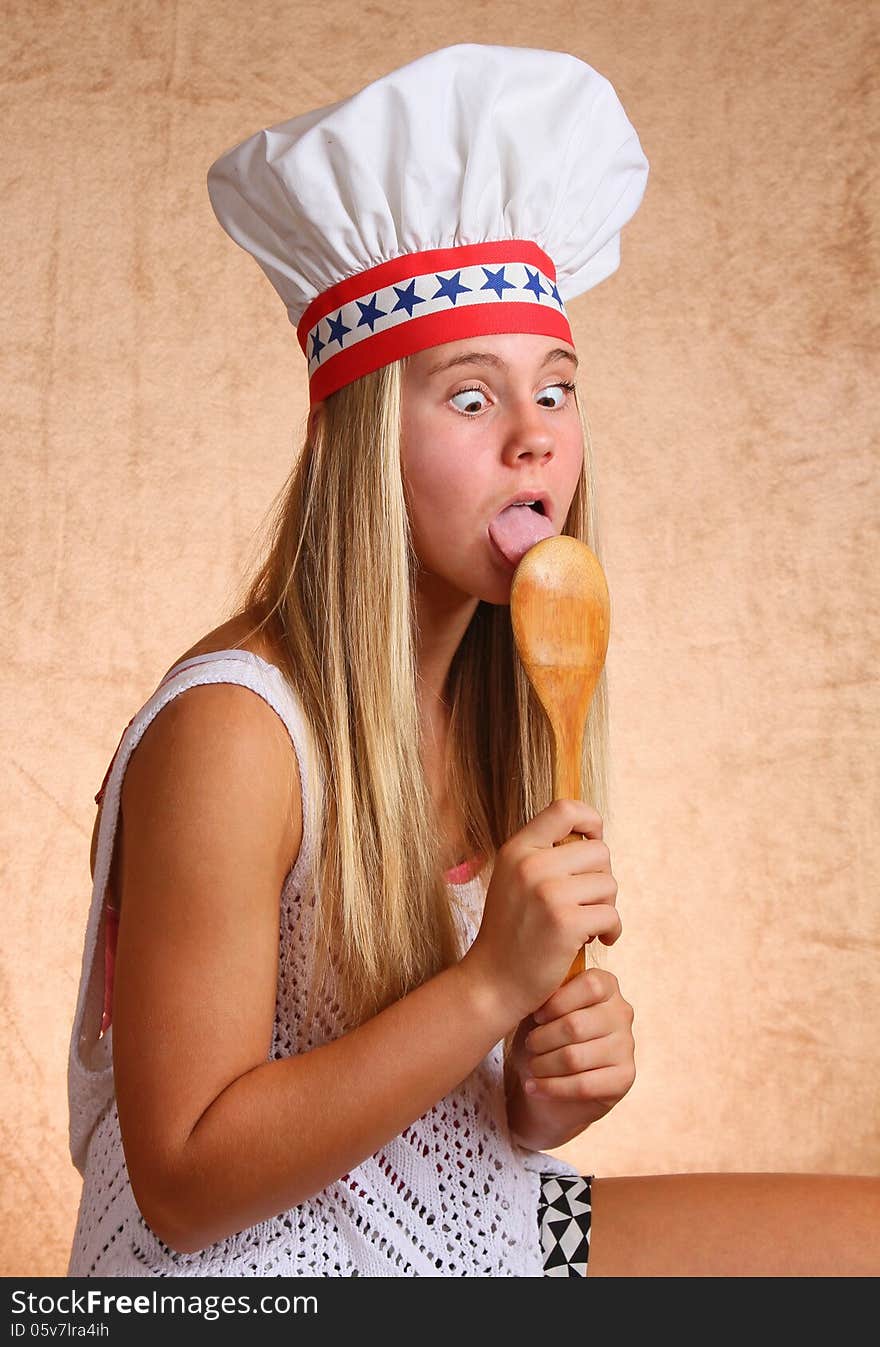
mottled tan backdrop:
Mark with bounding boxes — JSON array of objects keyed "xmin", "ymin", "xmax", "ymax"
[{"xmin": 2, "ymin": 0, "xmax": 877, "ymax": 1276}]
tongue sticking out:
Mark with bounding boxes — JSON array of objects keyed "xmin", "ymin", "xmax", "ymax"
[{"xmin": 488, "ymin": 504, "xmax": 555, "ymax": 566}]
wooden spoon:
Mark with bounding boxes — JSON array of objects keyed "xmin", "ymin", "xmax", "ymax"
[{"xmin": 510, "ymin": 535, "xmax": 611, "ymax": 984}]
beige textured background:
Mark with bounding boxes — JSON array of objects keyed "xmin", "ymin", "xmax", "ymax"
[{"xmin": 2, "ymin": 1, "xmax": 877, "ymax": 1277}]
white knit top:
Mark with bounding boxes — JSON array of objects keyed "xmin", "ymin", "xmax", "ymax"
[{"xmin": 66, "ymin": 650, "xmax": 579, "ymax": 1276}]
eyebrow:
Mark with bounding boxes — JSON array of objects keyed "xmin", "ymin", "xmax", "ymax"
[{"xmin": 426, "ymin": 346, "xmax": 579, "ymax": 377}]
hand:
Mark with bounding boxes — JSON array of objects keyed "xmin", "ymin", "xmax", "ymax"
[
  {"xmin": 506, "ymin": 969, "xmax": 636, "ymax": 1150},
  {"xmin": 463, "ymin": 799, "xmax": 622, "ymax": 1025}
]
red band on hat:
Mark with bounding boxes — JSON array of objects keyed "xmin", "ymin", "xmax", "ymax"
[
  {"xmin": 298, "ymin": 239, "xmax": 571, "ymax": 403},
  {"xmin": 307, "ymin": 301, "xmax": 573, "ymax": 403}
]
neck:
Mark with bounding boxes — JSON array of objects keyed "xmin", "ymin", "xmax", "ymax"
[
  {"xmin": 414, "ymin": 574, "xmax": 478, "ymax": 715},
  {"xmin": 414, "ymin": 579, "xmax": 478, "ymax": 872},
  {"xmin": 414, "ymin": 573, "xmax": 479, "ymax": 781}
]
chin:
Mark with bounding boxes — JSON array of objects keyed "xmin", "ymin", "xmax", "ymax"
[
  {"xmin": 418, "ymin": 569, "xmax": 509, "ymax": 609},
  {"xmin": 469, "ymin": 569, "xmax": 516, "ymax": 607},
  {"xmin": 415, "ymin": 541, "xmax": 518, "ymax": 607}
]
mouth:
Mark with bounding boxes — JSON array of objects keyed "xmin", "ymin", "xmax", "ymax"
[
  {"xmin": 496, "ymin": 490, "xmax": 553, "ymax": 522},
  {"xmin": 487, "ymin": 494, "xmax": 556, "ymax": 567}
]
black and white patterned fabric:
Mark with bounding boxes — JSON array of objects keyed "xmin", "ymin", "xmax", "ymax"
[{"xmin": 538, "ymin": 1173, "xmax": 594, "ymax": 1276}]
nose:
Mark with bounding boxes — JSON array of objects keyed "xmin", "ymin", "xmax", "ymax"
[{"xmin": 499, "ymin": 393, "xmax": 555, "ymax": 464}]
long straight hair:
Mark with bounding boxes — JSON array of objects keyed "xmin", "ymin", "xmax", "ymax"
[{"xmin": 226, "ymin": 356, "xmax": 610, "ymax": 1052}]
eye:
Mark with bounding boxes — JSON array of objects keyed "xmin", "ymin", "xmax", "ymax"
[
  {"xmin": 450, "ymin": 386, "xmax": 490, "ymax": 415},
  {"xmin": 536, "ymin": 381, "xmax": 576, "ymax": 409},
  {"xmin": 449, "ymin": 382, "xmax": 576, "ymax": 417}
]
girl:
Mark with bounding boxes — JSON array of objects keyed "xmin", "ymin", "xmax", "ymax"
[{"xmin": 66, "ymin": 45, "xmax": 879, "ymax": 1277}]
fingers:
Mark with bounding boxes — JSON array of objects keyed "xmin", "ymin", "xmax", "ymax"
[
  {"xmin": 545, "ymin": 835, "xmax": 614, "ymax": 876},
  {"xmin": 487, "ymin": 800, "xmax": 619, "ymax": 1012},
  {"xmin": 527, "ymin": 1005, "xmax": 634, "ymax": 1063},
  {"xmin": 526, "ymin": 1004, "xmax": 610, "ymax": 1056},
  {"xmin": 532, "ymin": 969, "xmax": 618, "ymax": 1025},
  {"xmin": 527, "ymin": 1029, "xmax": 620, "ymax": 1081},
  {"xmin": 577, "ymin": 901, "xmax": 622, "ymax": 949},
  {"xmin": 553, "ymin": 875, "xmax": 622, "ymax": 948},
  {"xmin": 525, "ymin": 1062, "xmax": 636, "ymax": 1102},
  {"xmin": 523, "ymin": 972, "xmax": 636, "ymax": 1099},
  {"xmin": 517, "ymin": 798, "xmax": 604, "ymax": 849}
]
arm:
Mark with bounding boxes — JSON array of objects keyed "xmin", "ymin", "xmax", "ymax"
[
  {"xmin": 172, "ymin": 955, "xmax": 505, "ymax": 1253},
  {"xmin": 112, "ymin": 684, "xmax": 513, "ymax": 1255}
]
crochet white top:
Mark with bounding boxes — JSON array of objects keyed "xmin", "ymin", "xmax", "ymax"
[{"xmin": 66, "ymin": 650, "xmax": 580, "ymax": 1277}]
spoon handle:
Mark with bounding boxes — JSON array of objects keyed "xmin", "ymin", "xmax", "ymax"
[{"xmin": 552, "ymin": 715, "xmax": 590, "ymax": 984}]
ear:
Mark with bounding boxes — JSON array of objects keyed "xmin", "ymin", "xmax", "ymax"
[{"xmin": 308, "ymin": 401, "xmax": 325, "ymax": 441}]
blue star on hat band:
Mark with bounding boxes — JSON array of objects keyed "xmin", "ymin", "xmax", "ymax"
[{"xmin": 297, "ymin": 240, "xmax": 571, "ymax": 403}]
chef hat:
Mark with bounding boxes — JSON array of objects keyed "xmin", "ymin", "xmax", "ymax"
[{"xmin": 207, "ymin": 43, "xmax": 648, "ymax": 405}]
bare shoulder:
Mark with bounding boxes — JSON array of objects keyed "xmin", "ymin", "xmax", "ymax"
[
  {"xmin": 144, "ymin": 604, "xmax": 302, "ymax": 875},
  {"xmin": 89, "ymin": 605, "xmax": 294, "ymax": 886},
  {"xmin": 122, "ymin": 673, "xmax": 303, "ymax": 888}
]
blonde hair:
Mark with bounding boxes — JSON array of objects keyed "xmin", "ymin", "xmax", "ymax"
[{"xmin": 225, "ymin": 355, "xmax": 610, "ymax": 1052}]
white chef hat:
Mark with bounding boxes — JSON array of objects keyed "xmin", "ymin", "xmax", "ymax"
[{"xmin": 207, "ymin": 43, "xmax": 648, "ymax": 405}]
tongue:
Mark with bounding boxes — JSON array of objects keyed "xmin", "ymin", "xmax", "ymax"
[{"xmin": 488, "ymin": 504, "xmax": 555, "ymax": 566}]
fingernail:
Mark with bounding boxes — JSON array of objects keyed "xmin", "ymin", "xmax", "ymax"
[{"xmin": 524, "ymin": 1079, "xmax": 537, "ymax": 1094}]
